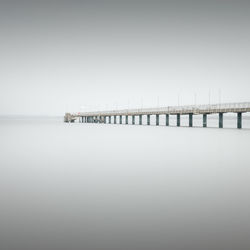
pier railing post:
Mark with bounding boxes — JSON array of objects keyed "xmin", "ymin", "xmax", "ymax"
[
  {"xmin": 147, "ymin": 115, "xmax": 150, "ymax": 125},
  {"xmin": 156, "ymin": 114, "xmax": 159, "ymax": 126},
  {"xmin": 219, "ymin": 113, "xmax": 223, "ymax": 128},
  {"xmin": 177, "ymin": 114, "xmax": 180, "ymax": 127},
  {"xmin": 237, "ymin": 112, "xmax": 242, "ymax": 129},
  {"xmin": 203, "ymin": 114, "xmax": 207, "ymax": 127},
  {"xmin": 189, "ymin": 113, "xmax": 193, "ymax": 127},
  {"xmin": 139, "ymin": 115, "xmax": 142, "ymax": 125}
]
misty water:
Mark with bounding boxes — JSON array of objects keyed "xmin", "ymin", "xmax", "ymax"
[{"xmin": 0, "ymin": 117, "xmax": 250, "ymax": 250}]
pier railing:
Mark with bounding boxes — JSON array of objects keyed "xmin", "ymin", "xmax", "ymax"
[{"xmin": 73, "ymin": 102, "xmax": 250, "ymax": 116}]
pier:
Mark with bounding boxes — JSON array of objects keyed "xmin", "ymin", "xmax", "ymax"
[{"xmin": 64, "ymin": 102, "xmax": 250, "ymax": 129}]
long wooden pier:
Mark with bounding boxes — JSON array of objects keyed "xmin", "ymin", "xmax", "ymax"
[{"xmin": 64, "ymin": 102, "xmax": 250, "ymax": 129}]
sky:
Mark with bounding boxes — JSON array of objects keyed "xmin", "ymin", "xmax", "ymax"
[{"xmin": 0, "ymin": 0, "xmax": 250, "ymax": 115}]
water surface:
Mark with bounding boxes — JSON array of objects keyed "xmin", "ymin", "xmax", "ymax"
[{"xmin": 0, "ymin": 118, "xmax": 249, "ymax": 250}]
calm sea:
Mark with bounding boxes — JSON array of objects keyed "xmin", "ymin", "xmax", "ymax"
[{"xmin": 0, "ymin": 117, "xmax": 249, "ymax": 250}]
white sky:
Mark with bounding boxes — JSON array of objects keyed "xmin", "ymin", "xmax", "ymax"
[{"xmin": 0, "ymin": 0, "xmax": 249, "ymax": 115}]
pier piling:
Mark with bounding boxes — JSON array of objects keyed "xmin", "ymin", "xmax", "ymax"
[
  {"xmin": 177, "ymin": 114, "xmax": 180, "ymax": 127},
  {"xmin": 147, "ymin": 115, "xmax": 150, "ymax": 125},
  {"xmin": 189, "ymin": 113, "xmax": 193, "ymax": 127},
  {"xmin": 219, "ymin": 113, "xmax": 223, "ymax": 128},
  {"xmin": 203, "ymin": 114, "xmax": 207, "ymax": 127},
  {"xmin": 237, "ymin": 112, "xmax": 242, "ymax": 129},
  {"xmin": 166, "ymin": 114, "xmax": 169, "ymax": 126},
  {"xmin": 156, "ymin": 114, "xmax": 159, "ymax": 126}
]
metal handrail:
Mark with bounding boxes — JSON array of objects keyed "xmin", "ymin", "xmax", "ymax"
[{"xmin": 73, "ymin": 102, "xmax": 250, "ymax": 116}]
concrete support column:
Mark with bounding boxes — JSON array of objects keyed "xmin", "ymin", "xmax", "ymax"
[
  {"xmin": 120, "ymin": 115, "xmax": 122, "ymax": 124},
  {"xmin": 109, "ymin": 116, "xmax": 111, "ymax": 124},
  {"xmin": 126, "ymin": 115, "xmax": 128, "ymax": 124},
  {"xmin": 219, "ymin": 113, "xmax": 223, "ymax": 128},
  {"xmin": 203, "ymin": 114, "xmax": 207, "ymax": 127},
  {"xmin": 114, "ymin": 116, "xmax": 116, "ymax": 124},
  {"xmin": 166, "ymin": 114, "xmax": 169, "ymax": 126},
  {"xmin": 156, "ymin": 114, "xmax": 159, "ymax": 126},
  {"xmin": 132, "ymin": 115, "xmax": 135, "ymax": 125},
  {"xmin": 104, "ymin": 116, "xmax": 106, "ymax": 124},
  {"xmin": 139, "ymin": 115, "xmax": 142, "ymax": 125},
  {"xmin": 147, "ymin": 115, "xmax": 150, "ymax": 125},
  {"xmin": 237, "ymin": 112, "xmax": 242, "ymax": 129},
  {"xmin": 82, "ymin": 117, "xmax": 84, "ymax": 123},
  {"xmin": 189, "ymin": 113, "xmax": 193, "ymax": 127},
  {"xmin": 177, "ymin": 114, "xmax": 180, "ymax": 127}
]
